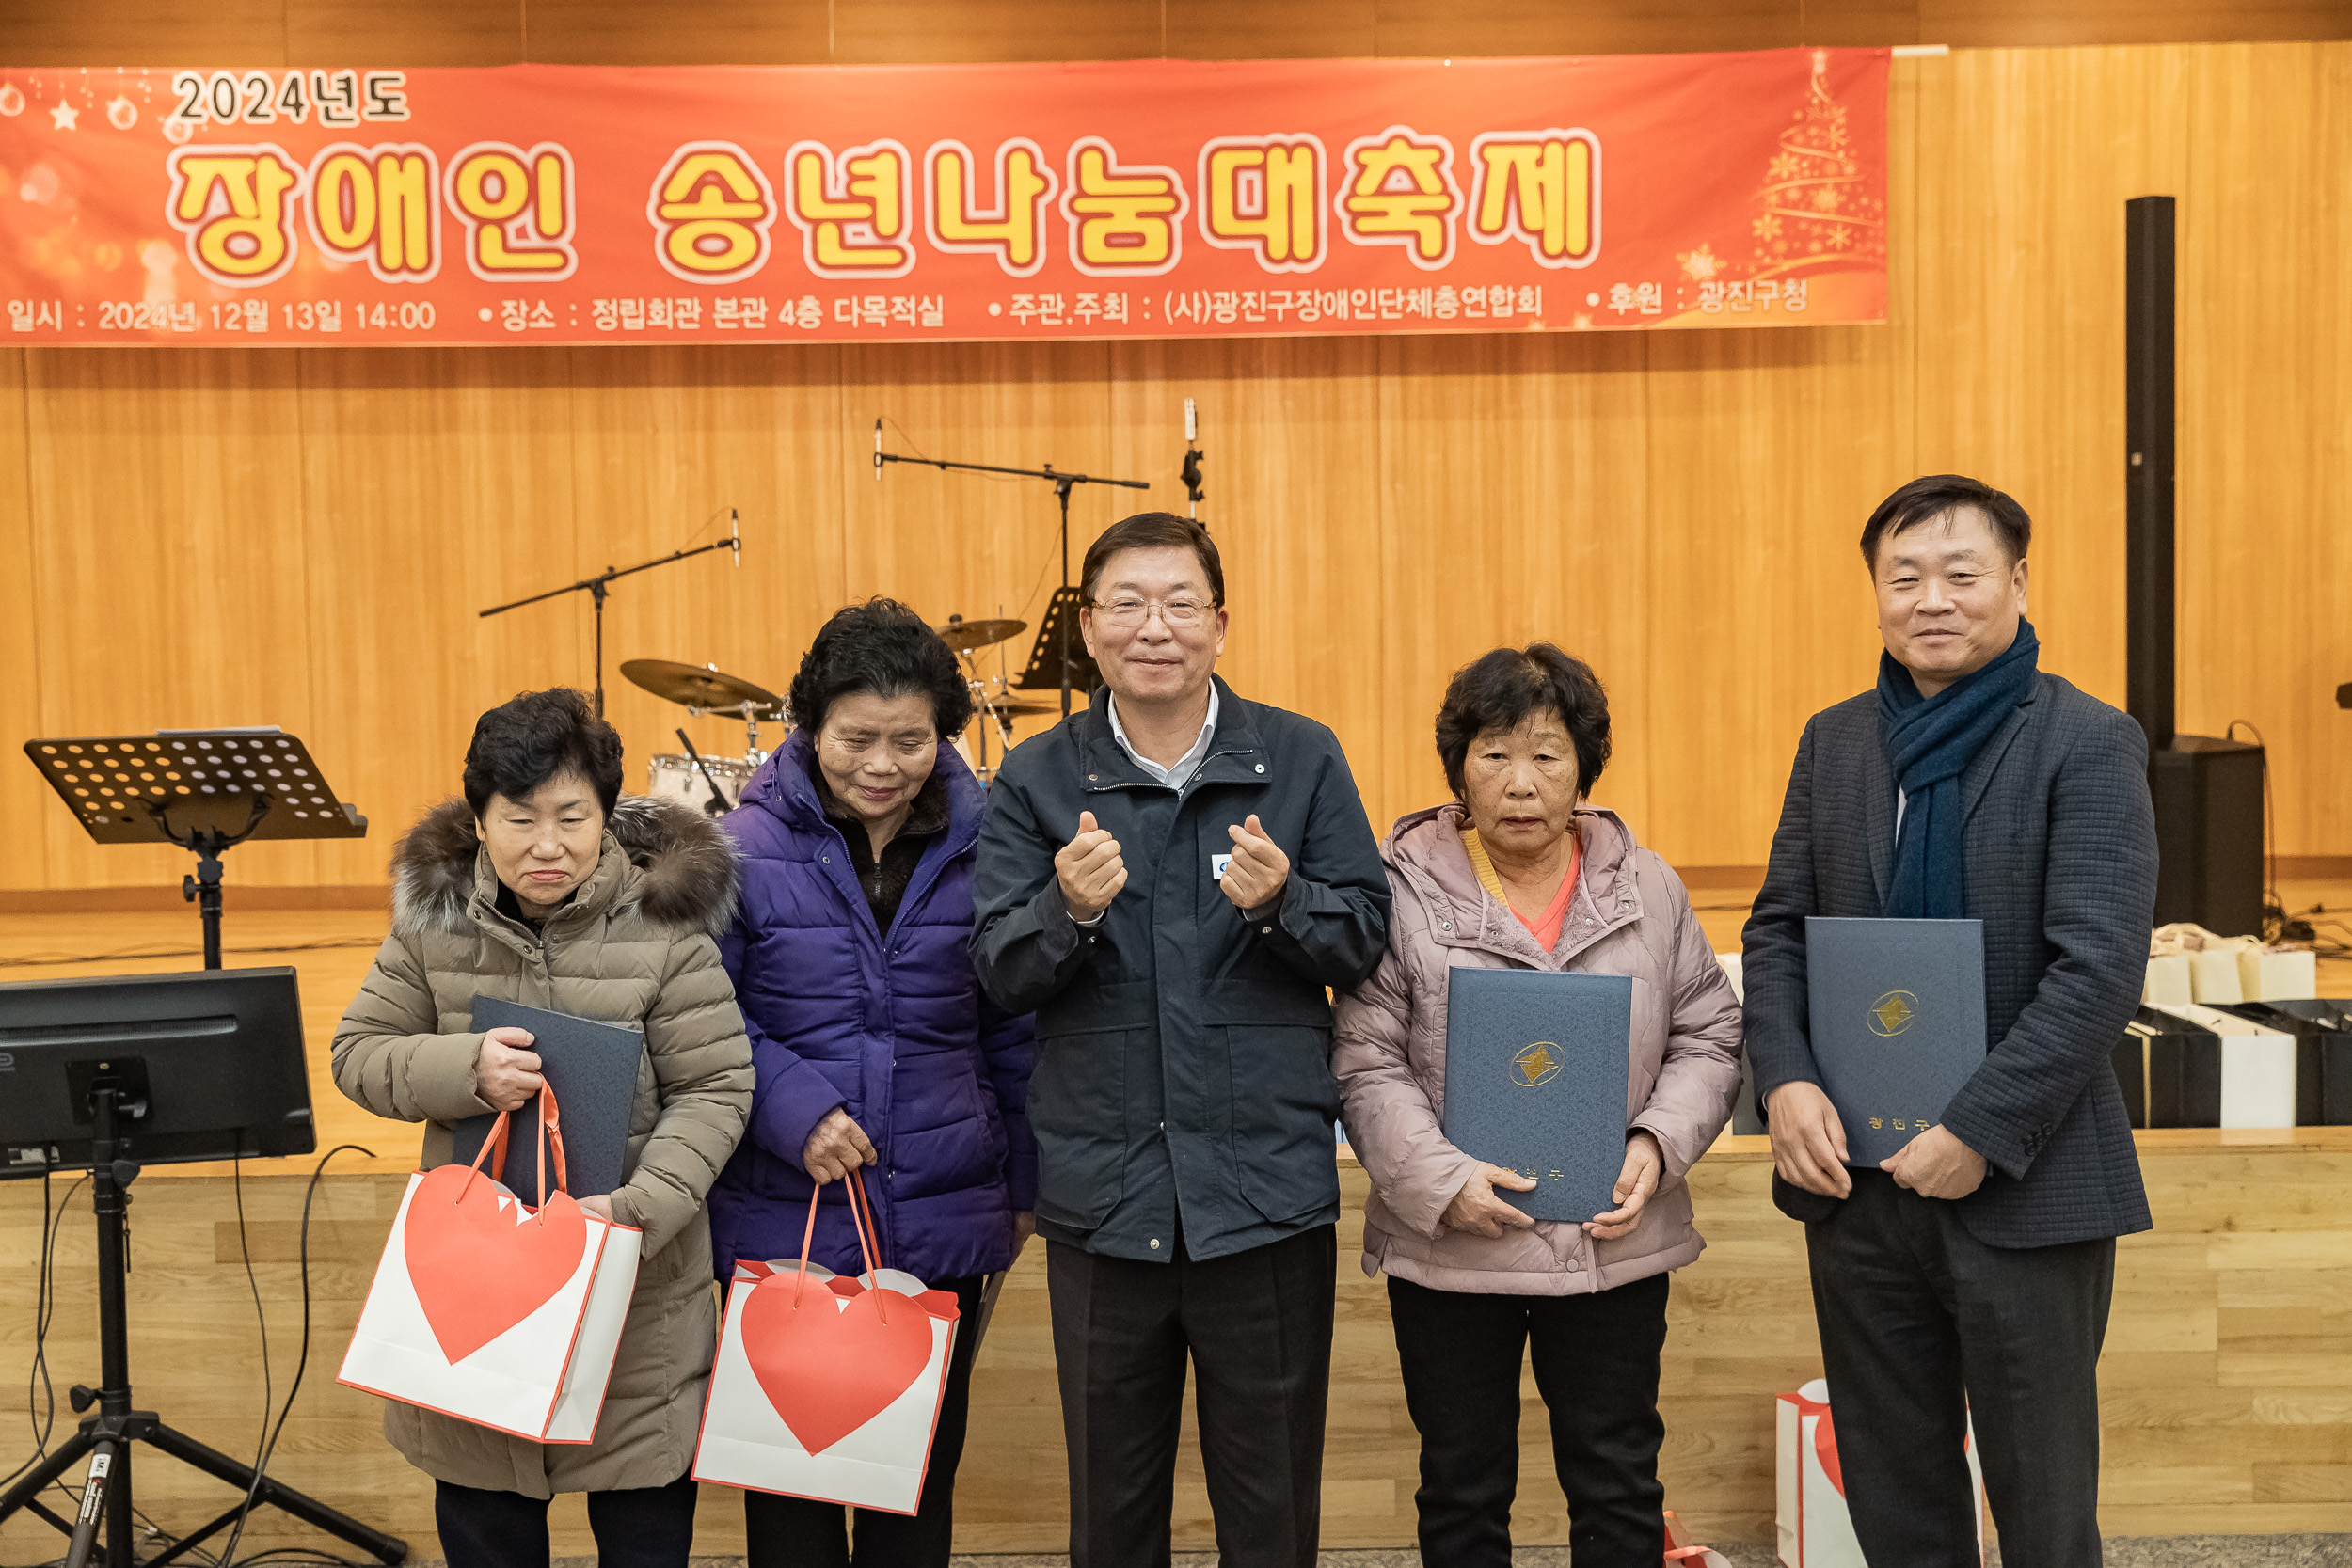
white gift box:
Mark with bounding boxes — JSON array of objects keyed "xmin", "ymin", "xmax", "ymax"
[
  {"xmin": 338, "ymin": 1165, "xmax": 641, "ymax": 1443},
  {"xmin": 1775, "ymin": 1379, "xmax": 1982, "ymax": 1567},
  {"xmin": 694, "ymin": 1256, "xmax": 960, "ymax": 1513},
  {"xmin": 2187, "ymin": 949, "xmax": 2244, "ymax": 1005},
  {"xmin": 2143, "ymin": 955, "xmax": 2193, "ymax": 1007},
  {"xmin": 2159, "ymin": 1003, "xmax": 2299, "ymax": 1128},
  {"xmin": 2238, "ymin": 947, "xmax": 2317, "ymax": 1003}
]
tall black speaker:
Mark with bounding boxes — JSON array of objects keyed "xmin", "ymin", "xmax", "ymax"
[
  {"xmin": 2126, "ymin": 195, "xmax": 2265, "ymax": 935},
  {"xmin": 2124, "ymin": 196, "xmax": 2176, "ymax": 749}
]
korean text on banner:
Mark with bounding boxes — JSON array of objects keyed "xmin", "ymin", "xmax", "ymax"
[{"xmin": 0, "ymin": 50, "xmax": 1888, "ymax": 346}]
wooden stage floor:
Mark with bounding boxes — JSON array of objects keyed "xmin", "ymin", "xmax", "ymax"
[{"xmin": 3, "ymin": 894, "xmax": 2349, "ymax": 1561}]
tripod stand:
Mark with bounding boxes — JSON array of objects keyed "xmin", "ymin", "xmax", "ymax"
[
  {"xmin": 0, "ymin": 1085, "xmax": 407, "ymax": 1567},
  {"xmin": 873, "ymin": 425, "xmax": 1148, "ymax": 716}
]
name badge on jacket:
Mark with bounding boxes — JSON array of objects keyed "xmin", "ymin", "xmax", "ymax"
[{"xmin": 1211, "ymin": 852, "xmax": 1232, "ymax": 882}]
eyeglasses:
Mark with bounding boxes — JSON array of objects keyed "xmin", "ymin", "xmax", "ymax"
[{"xmin": 1088, "ymin": 596, "xmax": 1215, "ymax": 630}]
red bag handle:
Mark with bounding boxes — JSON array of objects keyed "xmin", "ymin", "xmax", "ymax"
[
  {"xmin": 456, "ymin": 1084, "xmax": 569, "ymax": 1219},
  {"xmin": 844, "ymin": 1168, "xmax": 891, "ymax": 1322},
  {"xmin": 789, "ymin": 1164, "xmax": 886, "ymax": 1320},
  {"xmin": 845, "ymin": 1168, "xmax": 883, "ymax": 1264}
]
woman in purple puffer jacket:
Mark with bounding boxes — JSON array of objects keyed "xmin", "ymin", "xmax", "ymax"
[{"xmin": 707, "ymin": 598, "xmax": 1036, "ymax": 1568}]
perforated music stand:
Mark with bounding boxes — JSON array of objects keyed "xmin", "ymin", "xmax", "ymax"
[{"xmin": 24, "ymin": 730, "xmax": 366, "ymax": 968}]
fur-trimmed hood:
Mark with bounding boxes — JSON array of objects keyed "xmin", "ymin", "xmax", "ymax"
[{"xmin": 391, "ymin": 793, "xmax": 739, "ymax": 941}]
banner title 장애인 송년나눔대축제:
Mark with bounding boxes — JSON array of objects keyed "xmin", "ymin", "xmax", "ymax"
[{"xmin": 0, "ymin": 49, "xmax": 1886, "ymax": 346}]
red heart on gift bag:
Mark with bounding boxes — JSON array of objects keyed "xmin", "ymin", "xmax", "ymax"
[
  {"xmin": 401, "ymin": 1164, "xmax": 590, "ymax": 1364},
  {"xmin": 1812, "ymin": 1407, "xmax": 1845, "ymax": 1496},
  {"xmin": 739, "ymin": 1273, "xmax": 934, "ymax": 1454}
]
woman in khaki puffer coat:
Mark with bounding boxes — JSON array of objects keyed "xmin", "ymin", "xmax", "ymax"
[{"xmin": 334, "ymin": 689, "xmax": 751, "ymax": 1566}]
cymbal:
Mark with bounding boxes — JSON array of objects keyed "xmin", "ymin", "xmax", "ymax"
[
  {"xmin": 933, "ymin": 616, "xmax": 1026, "ymax": 654},
  {"xmin": 621, "ymin": 659, "xmax": 787, "ymax": 720}
]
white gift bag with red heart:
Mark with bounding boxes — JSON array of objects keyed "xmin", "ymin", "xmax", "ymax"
[
  {"xmin": 1774, "ymin": 1379, "xmax": 1984, "ymax": 1567},
  {"xmin": 693, "ymin": 1170, "xmax": 961, "ymax": 1514},
  {"xmin": 338, "ymin": 1086, "xmax": 643, "ymax": 1443}
]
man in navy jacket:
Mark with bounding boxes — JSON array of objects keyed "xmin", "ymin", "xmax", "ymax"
[
  {"xmin": 1743, "ymin": 475, "xmax": 2157, "ymax": 1567},
  {"xmin": 973, "ymin": 511, "xmax": 1389, "ymax": 1568}
]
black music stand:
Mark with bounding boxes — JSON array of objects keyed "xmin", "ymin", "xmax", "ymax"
[
  {"xmin": 1013, "ymin": 588, "xmax": 1104, "ymax": 705},
  {"xmin": 0, "ymin": 968, "xmax": 405, "ymax": 1568},
  {"xmin": 23, "ymin": 730, "xmax": 367, "ymax": 969}
]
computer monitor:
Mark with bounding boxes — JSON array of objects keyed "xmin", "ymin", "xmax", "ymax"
[{"xmin": 0, "ymin": 966, "xmax": 317, "ymax": 1175}]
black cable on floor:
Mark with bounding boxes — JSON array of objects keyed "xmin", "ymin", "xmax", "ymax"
[{"xmin": 215, "ymin": 1143, "xmax": 375, "ymax": 1568}]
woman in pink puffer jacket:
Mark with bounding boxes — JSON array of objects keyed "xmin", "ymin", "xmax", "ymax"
[{"xmin": 1335, "ymin": 644, "xmax": 1742, "ymax": 1568}]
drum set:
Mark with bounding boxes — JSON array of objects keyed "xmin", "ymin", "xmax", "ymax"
[{"xmin": 624, "ymin": 614, "xmax": 1056, "ymax": 815}]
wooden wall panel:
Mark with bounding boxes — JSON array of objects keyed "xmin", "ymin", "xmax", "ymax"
[
  {"xmin": 1918, "ymin": 0, "xmax": 2352, "ymax": 48},
  {"xmin": 831, "ymin": 1, "xmax": 1163, "ymax": 64},
  {"xmin": 285, "ymin": 0, "xmax": 524, "ymax": 68},
  {"xmin": 1640, "ymin": 322, "xmax": 1910, "ymax": 866},
  {"xmin": 522, "ymin": 0, "xmax": 829, "ymax": 68},
  {"xmin": 21, "ymin": 350, "xmax": 325, "ymax": 891},
  {"xmin": 1106, "ymin": 337, "xmax": 1388, "ymax": 811},
  {"xmin": 1908, "ymin": 46, "xmax": 2192, "ymax": 714},
  {"xmin": 294, "ymin": 346, "xmax": 585, "ymax": 881},
  {"xmin": 2176, "ymin": 42, "xmax": 2352, "ymax": 863},
  {"xmin": 1168, "ymin": 0, "xmax": 1382, "ymax": 59},
  {"xmin": 1372, "ymin": 332, "xmax": 1652, "ymax": 835},
  {"xmin": 0, "ymin": 3, "xmax": 289, "ymax": 67},
  {"xmin": 1375, "ymin": 0, "xmax": 1815, "ymax": 60}
]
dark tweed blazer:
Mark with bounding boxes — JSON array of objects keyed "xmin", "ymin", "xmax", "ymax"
[{"xmin": 1742, "ymin": 671, "xmax": 2157, "ymax": 1248}]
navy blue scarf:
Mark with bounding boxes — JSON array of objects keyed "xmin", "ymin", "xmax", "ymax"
[{"xmin": 1877, "ymin": 619, "xmax": 2040, "ymax": 919}]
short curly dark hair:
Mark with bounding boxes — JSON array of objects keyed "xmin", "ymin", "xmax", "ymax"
[
  {"xmin": 1434, "ymin": 644, "xmax": 1612, "ymax": 801},
  {"xmin": 788, "ymin": 598, "xmax": 975, "ymax": 739},
  {"xmin": 463, "ymin": 688, "xmax": 624, "ymax": 817}
]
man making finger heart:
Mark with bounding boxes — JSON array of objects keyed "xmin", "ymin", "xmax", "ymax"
[{"xmin": 972, "ymin": 512, "xmax": 1391, "ymax": 1568}]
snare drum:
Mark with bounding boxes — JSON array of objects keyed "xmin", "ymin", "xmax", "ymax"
[{"xmin": 647, "ymin": 753, "xmax": 753, "ymax": 811}]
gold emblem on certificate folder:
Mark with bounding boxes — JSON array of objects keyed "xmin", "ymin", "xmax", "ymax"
[
  {"xmin": 1868, "ymin": 990, "xmax": 1919, "ymax": 1037},
  {"xmin": 1510, "ymin": 1041, "xmax": 1564, "ymax": 1087}
]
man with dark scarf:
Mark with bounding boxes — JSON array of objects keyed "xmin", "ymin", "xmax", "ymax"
[{"xmin": 1741, "ymin": 475, "xmax": 2158, "ymax": 1567}]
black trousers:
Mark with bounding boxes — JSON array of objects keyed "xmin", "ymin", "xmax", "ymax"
[
  {"xmin": 1047, "ymin": 1225, "xmax": 1336, "ymax": 1568},
  {"xmin": 1386, "ymin": 1273, "xmax": 1670, "ymax": 1568},
  {"xmin": 1806, "ymin": 1170, "xmax": 2116, "ymax": 1568},
  {"xmin": 745, "ymin": 1275, "xmax": 986, "ymax": 1568},
  {"xmin": 434, "ymin": 1473, "xmax": 698, "ymax": 1568}
]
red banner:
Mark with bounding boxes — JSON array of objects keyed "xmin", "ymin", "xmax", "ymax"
[{"xmin": 0, "ymin": 50, "xmax": 1886, "ymax": 347}]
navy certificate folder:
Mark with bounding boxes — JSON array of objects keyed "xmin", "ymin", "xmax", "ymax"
[
  {"xmin": 1441, "ymin": 968, "xmax": 1633, "ymax": 1224},
  {"xmin": 451, "ymin": 997, "xmax": 643, "ymax": 1202},
  {"xmin": 1804, "ymin": 917, "xmax": 1987, "ymax": 1166}
]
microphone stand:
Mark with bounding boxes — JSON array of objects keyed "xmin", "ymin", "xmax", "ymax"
[
  {"xmin": 875, "ymin": 424, "xmax": 1147, "ymax": 717},
  {"xmin": 479, "ymin": 514, "xmax": 742, "ymax": 718}
]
